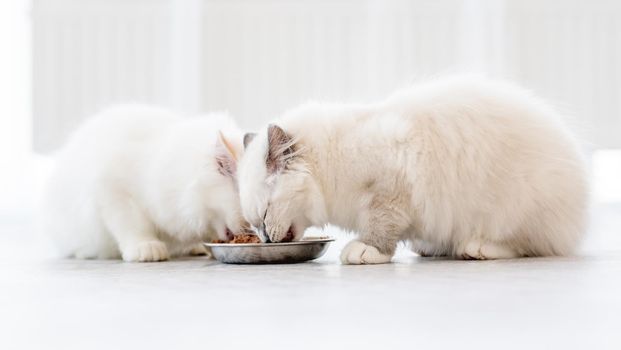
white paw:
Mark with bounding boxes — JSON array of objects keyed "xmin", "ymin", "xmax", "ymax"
[
  {"xmin": 462, "ymin": 241, "xmax": 486, "ymax": 260},
  {"xmin": 122, "ymin": 240, "xmax": 169, "ymax": 262},
  {"xmin": 340, "ymin": 240, "xmax": 392, "ymax": 265},
  {"xmin": 461, "ymin": 241, "xmax": 518, "ymax": 260}
]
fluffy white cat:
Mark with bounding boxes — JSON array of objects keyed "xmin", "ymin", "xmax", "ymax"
[
  {"xmin": 238, "ymin": 76, "xmax": 589, "ymax": 264},
  {"xmin": 43, "ymin": 105, "xmax": 247, "ymax": 262}
]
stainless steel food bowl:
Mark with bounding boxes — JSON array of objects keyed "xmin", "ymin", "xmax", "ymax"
[{"xmin": 203, "ymin": 237, "xmax": 335, "ymax": 264}]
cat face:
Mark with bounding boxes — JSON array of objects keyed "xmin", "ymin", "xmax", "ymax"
[{"xmin": 238, "ymin": 125, "xmax": 321, "ymax": 242}]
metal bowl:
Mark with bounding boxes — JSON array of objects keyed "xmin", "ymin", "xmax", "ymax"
[{"xmin": 203, "ymin": 237, "xmax": 335, "ymax": 264}]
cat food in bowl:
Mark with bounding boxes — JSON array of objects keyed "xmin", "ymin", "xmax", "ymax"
[
  {"xmin": 204, "ymin": 236, "xmax": 335, "ymax": 264},
  {"xmin": 211, "ymin": 233, "xmax": 261, "ymax": 244}
]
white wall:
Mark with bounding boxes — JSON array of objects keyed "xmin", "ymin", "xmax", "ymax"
[
  {"xmin": 0, "ymin": 0, "xmax": 42, "ymax": 220},
  {"xmin": 503, "ymin": 0, "xmax": 621, "ymax": 149},
  {"xmin": 31, "ymin": 0, "xmax": 621, "ymax": 152},
  {"xmin": 32, "ymin": 0, "xmax": 172, "ymax": 151},
  {"xmin": 199, "ymin": 0, "xmax": 463, "ymax": 129}
]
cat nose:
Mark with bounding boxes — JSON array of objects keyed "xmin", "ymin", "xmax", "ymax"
[{"xmin": 225, "ymin": 228, "xmax": 234, "ymax": 240}]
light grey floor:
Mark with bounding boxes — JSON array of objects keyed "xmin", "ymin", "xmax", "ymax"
[{"xmin": 1, "ymin": 204, "xmax": 620, "ymax": 350}]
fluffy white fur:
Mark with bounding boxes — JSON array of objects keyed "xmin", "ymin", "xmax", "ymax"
[
  {"xmin": 43, "ymin": 105, "xmax": 247, "ymax": 262},
  {"xmin": 238, "ymin": 76, "xmax": 589, "ymax": 264}
]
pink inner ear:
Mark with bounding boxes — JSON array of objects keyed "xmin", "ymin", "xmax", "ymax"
[
  {"xmin": 218, "ymin": 131, "xmax": 238, "ymax": 161},
  {"xmin": 215, "ymin": 131, "xmax": 237, "ymax": 178},
  {"xmin": 266, "ymin": 124, "xmax": 294, "ymax": 173},
  {"xmin": 215, "ymin": 152, "xmax": 236, "ymax": 178}
]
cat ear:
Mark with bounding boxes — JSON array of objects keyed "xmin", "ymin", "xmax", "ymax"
[
  {"xmin": 215, "ymin": 131, "xmax": 238, "ymax": 178},
  {"xmin": 243, "ymin": 132, "xmax": 257, "ymax": 149},
  {"xmin": 266, "ymin": 124, "xmax": 295, "ymax": 174}
]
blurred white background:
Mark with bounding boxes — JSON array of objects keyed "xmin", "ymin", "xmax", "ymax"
[
  {"xmin": 2, "ymin": 2, "xmax": 621, "ymax": 349},
  {"xmin": 1, "ymin": 0, "xmax": 621, "ymax": 228}
]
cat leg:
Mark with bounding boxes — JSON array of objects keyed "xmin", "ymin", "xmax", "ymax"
[
  {"xmin": 460, "ymin": 240, "xmax": 519, "ymax": 260},
  {"xmin": 99, "ymin": 191, "xmax": 169, "ymax": 262},
  {"xmin": 340, "ymin": 196, "xmax": 409, "ymax": 265}
]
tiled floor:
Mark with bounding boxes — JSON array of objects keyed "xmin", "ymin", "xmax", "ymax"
[{"xmin": 1, "ymin": 205, "xmax": 620, "ymax": 350}]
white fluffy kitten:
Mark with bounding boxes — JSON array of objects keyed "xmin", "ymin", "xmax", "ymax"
[
  {"xmin": 43, "ymin": 105, "xmax": 247, "ymax": 262},
  {"xmin": 238, "ymin": 76, "xmax": 589, "ymax": 264}
]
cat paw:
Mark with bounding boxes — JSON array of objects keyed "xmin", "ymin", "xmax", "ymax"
[
  {"xmin": 461, "ymin": 241, "xmax": 518, "ymax": 260},
  {"xmin": 340, "ymin": 240, "xmax": 392, "ymax": 265},
  {"xmin": 122, "ymin": 240, "xmax": 169, "ymax": 262}
]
